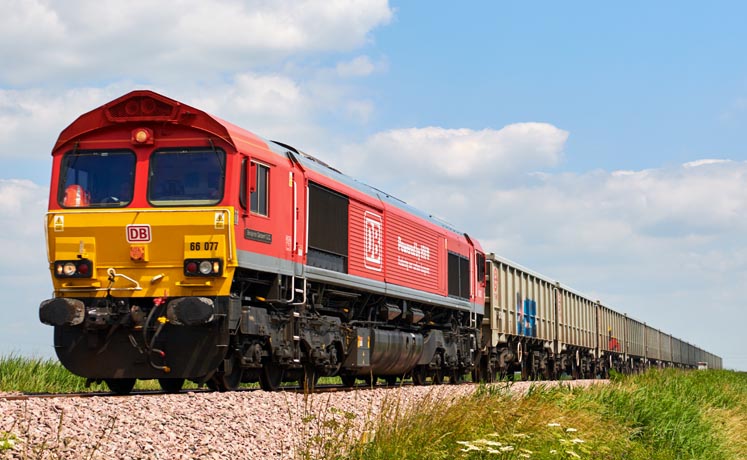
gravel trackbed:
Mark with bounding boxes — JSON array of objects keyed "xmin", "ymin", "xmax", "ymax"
[{"xmin": 0, "ymin": 380, "xmax": 604, "ymax": 459}]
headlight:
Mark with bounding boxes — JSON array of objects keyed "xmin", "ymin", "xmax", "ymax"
[
  {"xmin": 63, "ymin": 263, "xmax": 76, "ymax": 276},
  {"xmin": 199, "ymin": 260, "xmax": 212, "ymax": 275}
]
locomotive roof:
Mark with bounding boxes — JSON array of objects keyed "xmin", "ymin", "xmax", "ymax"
[
  {"xmin": 54, "ymin": 89, "xmax": 472, "ymax": 245},
  {"xmin": 265, "ymin": 139, "xmax": 467, "ymax": 237}
]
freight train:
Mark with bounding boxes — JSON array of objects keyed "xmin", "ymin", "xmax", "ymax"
[{"xmin": 39, "ymin": 90, "xmax": 721, "ymax": 394}]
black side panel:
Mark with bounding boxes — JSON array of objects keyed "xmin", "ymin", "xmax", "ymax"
[
  {"xmin": 308, "ymin": 182, "xmax": 349, "ymax": 273},
  {"xmin": 459, "ymin": 255, "xmax": 470, "ymax": 298},
  {"xmin": 448, "ymin": 252, "xmax": 470, "ymax": 299}
]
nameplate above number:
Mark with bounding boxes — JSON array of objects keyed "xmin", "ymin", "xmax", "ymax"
[{"xmin": 244, "ymin": 229, "xmax": 272, "ymax": 244}]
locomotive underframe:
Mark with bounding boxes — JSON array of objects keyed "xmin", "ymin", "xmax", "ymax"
[{"xmin": 229, "ymin": 268, "xmax": 479, "ymax": 390}]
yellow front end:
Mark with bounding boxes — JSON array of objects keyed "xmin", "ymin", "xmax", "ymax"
[
  {"xmin": 41, "ymin": 207, "xmax": 238, "ymax": 381},
  {"xmin": 46, "ymin": 207, "xmax": 236, "ymax": 298}
]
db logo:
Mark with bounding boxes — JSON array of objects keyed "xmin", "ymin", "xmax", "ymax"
[
  {"xmin": 363, "ymin": 212, "xmax": 382, "ymax": 271},
  {"xmin": 126, "ymin": 224, "xmax": 152, "ymax": 243}
]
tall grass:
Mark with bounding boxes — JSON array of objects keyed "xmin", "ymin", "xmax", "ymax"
[
  {"xmin": 339, "ymin": 370, "xmax": 747, "ymax": 460},
  {"xmin": 0, "ymin": 354, "xmax": 106, "ymax": 394}
]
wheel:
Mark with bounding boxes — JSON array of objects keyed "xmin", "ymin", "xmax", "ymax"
[
  {"xmin": 520, "ymin": 362, "xmax": 530, "ymax": 381},
  {"xmin": 158, "ymin": 378, "xmax": 185, "ymax": 394},
  {"xmin": 412, "ymin": 366, "xmax": 427, "ymax": 386},
  {"xmin": 259, "ymin": 364, "xmax": 283, "ymax": 391},
  {"xmin": 384, "ymin": 375, "xmax": 398, "ymax": 386},
  {"xmin": 299, "ymin": 365, "xmax": 319, "ymax": 392},
  {"xmin": 340, "ymin": 374, "xmax": 357, "ymax": 388},
  {"xmin": 362, "ymin": 374, "xmax": 375, "ymax": 387},
  {"xmin": 475, "ymin": 360, "xmax": 497, "ymax": 383},
  {"xmin": 210, "ymin": 356, "xmax": 243, "ymax": 392},
  {"xmin": 105, "ymin": 378, "xmax": 136, "ymax": 395},
  {"xmin": 431, "ymin": 369, "xmax": 443, "ymax": 385},
  {"xmin": 449, "ymin": 370, "xmax": 461, "ymax": 384}
]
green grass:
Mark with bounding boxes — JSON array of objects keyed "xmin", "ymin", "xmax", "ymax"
[
  {"xmin": 0, "ymin": 354, "xmax": 346, "ymax": 393},
  {"xmin": 334, "ymin": 369, "xmax": 747, "ymax": 460}
]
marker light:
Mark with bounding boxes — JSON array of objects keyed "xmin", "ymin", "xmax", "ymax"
[
  {"xmin": 131, "ymin": 127, "xmax": 154, "ymax": 145},
  {"xmin": 183, "ymin": 258, "xmax": 223, "ymax": 277},
  {"xmin": 53, "ymin": 259, "xmax": 94, "ymax": 278},
  {"xmin": 77, "ymin": 262, "xmax": 90, "ymax": 275}
]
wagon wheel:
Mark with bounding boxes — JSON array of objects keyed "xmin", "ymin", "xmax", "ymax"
[
  {"xmin": 259, "ymin": 363, "xmax": 283, "ymax": 391},
  {"xmin": 412, "ymin": 366, "xmax": 427, "ymax": 385},
  {"xmin": 449, "ymin": 369, "xmax": 461, "ymax": 384},
  {"xmin": 340, "ymin": 374, "xmax": 357, "ymax": 388},
  {"xmin": 520, "ymin": 361, "xmax": 530, "ymax": 381},
  {"xmin": 431, "ymin": 368, "xmax": 444, "ymax": 385},
  {"xmin": 158, "ymin": 378, "xmax": 185, "ymax": 394},
  {"xmin": 483, "ymin": 362, "xmax": 498, "ymax": 383},
  {"xmin": 105, "ymin": 378, "xmax": 136, "ymax": 395},
  {"xmin": 384, "ymin": 375, "xmax": 398, "ymax": 386},
  {"xmin": 571, "ymin": 363, "xmax": 580, "ymax": 380},
  {"xmin": 362, "ymin": 374, "xmax": 375, "ymax": 387}
]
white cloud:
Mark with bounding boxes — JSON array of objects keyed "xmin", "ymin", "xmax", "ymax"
[
  {"xmin": 0, "ymin": 179, "xmax": 52, "ymax": 357},
  {"xmin": 683, "ymin": 159, "xmax": 730, "ymax": 168},
  {"xmin": 0, "ymin": 84, "xmax": 141, "ymax": 162},
  {"xmin": 0, "ymin": 0, "xmax": 393, "ymax": 86},
  {"xmin": 336, "ymin": 123, "xmax": 569, "ymax": 187},
  {"xmin": 336, "ymin": 56, "xmax": 378, "ymax": 77}
]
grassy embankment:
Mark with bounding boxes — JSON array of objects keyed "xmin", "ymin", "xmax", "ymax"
[{"xmin": 300, "ymin": 369, "xmax": 747, "ymax": 460}]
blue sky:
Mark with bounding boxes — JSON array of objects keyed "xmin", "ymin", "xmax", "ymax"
[{"xmin": 1, "ymin": 0, "xmax": 744, "ymax": 369}]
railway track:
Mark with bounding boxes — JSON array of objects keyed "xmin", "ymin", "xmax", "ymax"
[{"xmin": 0, "ymin": 381, "xmax": 425, "ymax": 401}]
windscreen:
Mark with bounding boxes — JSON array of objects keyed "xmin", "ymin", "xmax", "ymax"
[
  {"xmin": 148, "ymin": 148, "xmax": 225, "ymax": 206},
  {"xmin": 58, "ymin": 150, "xmax": 135, "ymax": 208}
]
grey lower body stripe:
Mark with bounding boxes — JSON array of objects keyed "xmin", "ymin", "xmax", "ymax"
[{"xmin": 236, "ymin": 249, "xmax": 480, "ymax": 313}]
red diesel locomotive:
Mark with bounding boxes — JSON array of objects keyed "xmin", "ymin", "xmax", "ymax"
[{"xmin": 39, "ymin": 90, "xmax": 486, "ymax": 394}]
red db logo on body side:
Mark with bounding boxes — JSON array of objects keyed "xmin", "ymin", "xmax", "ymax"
[
  {"xmin": 126, "ymin": 224, "xmax": 152, "ymax": 243},
  {"xmin": 363, "ymin": 211, "xmax": 382, "ymax": 271}
]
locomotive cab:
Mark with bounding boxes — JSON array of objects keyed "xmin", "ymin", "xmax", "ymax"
[{"xmin": 40, "ymin": 92, "xmax": 242, "ymax": 393}]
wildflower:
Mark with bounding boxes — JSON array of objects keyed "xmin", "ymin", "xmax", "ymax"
[
  {"xmin": 521, "ymin": 448, "xmax": 534, "ymax": 454},
  {"xmin": 477, "ymin": 440, "xmax": 502, "ymax": 447},
  {"xmin": 547, "ymin": 422, "xmax": 561, "ymax": 427},
  {"xmin": 500, "ymin": 446, "xmax": 515, "ymax": 452},
  {"xmin": 519, "ymin": 454, "xmax": 531, "ymax": 459},
  {"xmin": 456, "ymin": 441, "xmax": 480, "ymax": 452},
  {"xmin": 565, "ymin": 428, "xmax": 578, "ymax": 433},
  {"xmin": 566, "ymin": 451, "xmax": 581, "ymax": 458},
  {"xmin": 512, "ymin": 433, "xmax": 530, "ymax": 439},
  {"xmin": 571, "ymin": 438, "xmax": 585, "ymax": 444},
  {"xmin": 549, "ymin": 450, "xmax": 558, "ymax": 454}
]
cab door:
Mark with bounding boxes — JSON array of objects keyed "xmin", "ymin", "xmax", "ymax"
[{"xmin": 240, "ymin": 155, "xmax": 297, "ymax": 267}]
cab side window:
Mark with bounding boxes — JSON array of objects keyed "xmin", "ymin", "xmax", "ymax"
[{"xmin": 251, "ymin": 162, "xmax": 269, "ymax": 216}]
